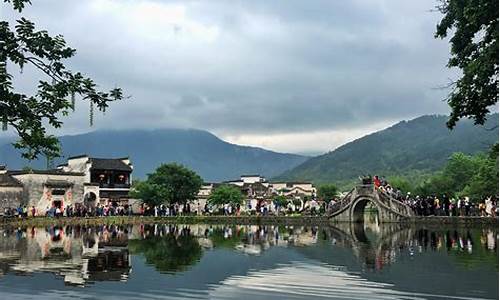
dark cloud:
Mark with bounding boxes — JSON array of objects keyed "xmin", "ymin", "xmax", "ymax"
[{"xmin": 2, "ymin": 0, "xmax": 461, "ymax": 152}]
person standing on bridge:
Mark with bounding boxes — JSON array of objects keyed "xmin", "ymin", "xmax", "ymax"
[{"xmin": 373, "ymin": 175, "xmax": 381, "ymax": 188}]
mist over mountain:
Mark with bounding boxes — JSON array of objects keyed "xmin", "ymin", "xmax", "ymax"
[
  {"xmin": 276, "ymin": 114, "xmax": 499, "ymax": 184},
  {"xmin": 0, "ymin": 129, "xmax": 308, "ymax": 182}
]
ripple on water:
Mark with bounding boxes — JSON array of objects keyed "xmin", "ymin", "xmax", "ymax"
[{"xmin": 207, "ymin": 262, "xmax": 495, "ymax": 300}]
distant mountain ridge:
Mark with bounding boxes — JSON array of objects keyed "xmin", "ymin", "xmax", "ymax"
[
  {"xmin": 0, "ymin": 129, "xmax": 308, "ymax": 182},
  {"xmin": 276, "ymin": 114, "xmax": 499, "ymax": 184}
]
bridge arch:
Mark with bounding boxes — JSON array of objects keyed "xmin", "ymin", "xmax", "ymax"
[
  {"xmin": 350, "ymin": 197, "xmax": 379, "ymax": 223},
  {"xmin": 328, "ymin": 184, "xmax": 414, "ymax": 223}
]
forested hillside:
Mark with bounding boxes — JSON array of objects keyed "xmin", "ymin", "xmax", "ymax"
[
  {"xmin": 276, "ymin": 114, "xmax": 499, "ymax": 184},
  {"xmin": 0, "ymin": 129, "xmax": 308, "ymax": 182}
]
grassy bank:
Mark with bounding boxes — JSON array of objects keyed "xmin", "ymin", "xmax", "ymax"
[
  {"xmin": 1, "ymin": 215, "xmax": 497, "ymax": 227},
  {"xmin": 0, "ymin": 215, "xmax": 331, "ymax": 227}
]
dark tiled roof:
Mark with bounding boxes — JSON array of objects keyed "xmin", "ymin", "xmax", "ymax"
[
  {"xmin": 45, "ymin": 180, "xmax": 73, "ymax": 188},
  {"xmin": 0, "ymin": 174, "xmax": 23, "ymax": 187},
  {"xmin": 68, "ymin": 154, "xmax": 89, "ymax": 159},
  {"xmin": 90, "ymin": 158, "xmax": 132, "ymax": 172}
]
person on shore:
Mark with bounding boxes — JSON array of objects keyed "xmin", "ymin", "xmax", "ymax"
[
  {"xmin": 373, "ymin": 175, "xmax": 381, "ymax": 188},
  {"xmin": 433, "ymin": 197, "xmax": 441, "ymax": 216},
  {"xmin": 442, "ymin": 195, "xmax": 450, "ymax": 216},
  {"xmin": 479, "ymin": 202, "xmax": 486, "ymax": 216},
  {"xmin": 464, "ymin": 197, "xmax": 471, "ymax": 216}
]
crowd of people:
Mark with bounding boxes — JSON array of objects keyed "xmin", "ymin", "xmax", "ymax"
[
  {"xmin": 2, "ymin": 175, "xmax": 498, "ymax": 218},
  {"xmin": 140, "ymin": 203, "xmax": 193, "ymax": 216},
  {"xmin": 372, "ymin": 175, "xmax": 499, "ymax": 217},
  {"xmin": 3, "ymin": 202, "xmax": 134, "ymax": 218}
]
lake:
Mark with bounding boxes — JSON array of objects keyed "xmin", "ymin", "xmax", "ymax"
[{"xmin": 0, "ymin": 222, "xmax": 497, "ymax": 299}]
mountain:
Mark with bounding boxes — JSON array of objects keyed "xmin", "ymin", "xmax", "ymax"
[
  {"xmin": 0, "ymin": 129, "xmax": 308, "ymax": 182},
  {"xmin": 276, "ymin": 114, "xmax": 499, "ymax": 184}
]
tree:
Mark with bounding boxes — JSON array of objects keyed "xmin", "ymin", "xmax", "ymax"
[
  {"xmin": 273, "ymin": 195, "xmax": 289, "ymax": 208},
  {"xmin": 130, "ymin": 163, "xmax": 203, "ymax": 206},
  {"xmin": 387, "ymin": 176, "xmax": 413, "ymax": 194},
  {"xmin": 317, "ymin": 184, "xmax": 338, "ymax": 201},
  {"xmin": 129, "ymin": 180, "xmax": 165, "ymax": 207},
  {"xmin": 415, "ymin": 152, "xmax": 479, "ymax": 197},
  {"xmin": 208, "ymin": 184, "xmax": 244, "ymax": 207},
  {"xmin": 273, "ymin": 195, "xmax": 289, "ymax": 213},
  {"xmin": 1, "ymin": 0, "xmax": 125, "ymax": 160},
  {"xmin": 462, "ymin": 144, "xmax": 499, "ymax": 200},
  {"xmin": 292, "ymin": 198, "xmax": 303, "ymax": 211},
  {"xmin": 435, "ymin": 0, "xmax": 498, "ymax": 129},
  {"xmin": 414, "ymin": 145, "xmax": 499, "ymax": 201}
]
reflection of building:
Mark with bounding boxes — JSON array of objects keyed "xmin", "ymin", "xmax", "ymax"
[
  {"xmin": 0, "ymin": 155, "xmax": 133, "ymax": 213},
  {"xmin": 0, "ymin": 226, "xmax": 131, "ymax": 286}
]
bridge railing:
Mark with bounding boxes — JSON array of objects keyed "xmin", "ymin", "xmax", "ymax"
[
  {"xmin": 327, "ymin": 189, "xmax": 354, "ymax": 216},
  {"xmin": 327, "ymin": 184, "xmax": 414, "ymax": 218},
  {"xmin": 377, "ymin": 190, "xmax": 414, "ymax": 217}
]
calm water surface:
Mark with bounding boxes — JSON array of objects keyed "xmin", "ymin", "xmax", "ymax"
[{"xmin": 0, "ymin": 222, "xmax": 497, "ymax": 299}]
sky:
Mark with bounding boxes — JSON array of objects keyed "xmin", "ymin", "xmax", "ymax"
[{"xmin": 3, "ymin": 0, "xmax": 460, "ymax": 155}]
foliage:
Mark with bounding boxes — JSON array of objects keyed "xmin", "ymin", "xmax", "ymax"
[
  {"xmin": 273, "ymin": 195, "xmax": 289, "ymax": 208},
  {"xmin": 387, "ymin": 176, "xmax": 413, "ymax": 194},
  {"xmin": 435, "ymin": 0, "xmax": 499, "ymax": 128},
  {"xmin": 317, "ymin": 184, "xmax": 338, "ymax": 200},
  {"xmin": 1, "ymin": 0, "xmax": 124, "ymax": 160},
  {"xmin": 276, "ymin": 114, "xmax": 498, "ymax": 185},
  {"xmin": 292, "ymin": 198, "xmax": 302, "ymax": 210},
  {"xmin": 208, "ymin": 184, "xmax": 244, "ymax": 206},
  {"xmin": 129, "ymin": 180, "xmax": 164, "ymax": 207},
  {"xmin": 129, "ymin": 229, "xmax": 202, "ymax": 273},
  {"xmin": 414, "ymin": 144, "xmax": 499, "ymax": 201},
  {"xmin": 130, "ymin": 163, "xmax": 203, "ymax": 206},
  {"xmin": 461, "ymin": 144, "xmax": 499, "ymax": 199}
]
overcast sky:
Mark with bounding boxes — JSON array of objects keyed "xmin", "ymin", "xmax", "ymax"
[{"xmin": 3, "ymin": 0, "xmax": 459, "ymax": 155}]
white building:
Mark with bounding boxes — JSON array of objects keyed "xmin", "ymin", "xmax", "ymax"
[
  {"xmin": 58, "ymin": 155, "xmax": 133, "ymax": 206},
  {"xmin": 0, "ymin": 155, "xmax": 134, "ymax": 214}
]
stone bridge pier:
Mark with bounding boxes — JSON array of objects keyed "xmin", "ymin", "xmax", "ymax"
[{"xmin": 328, "ymin": 184, "xmax": 414, "ymax": 223}]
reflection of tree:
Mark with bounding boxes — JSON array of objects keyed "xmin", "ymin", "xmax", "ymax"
[
  {"xmin": 129, "ymin": 228, "xmax": 202, "ymax": 273},
  {"xmin": 209, "ymin": 227, "xmax": 244, "ymax": 249},
  {"xmin": 444, "ymin": 229, "xmax": 498, "ymax": 270}
]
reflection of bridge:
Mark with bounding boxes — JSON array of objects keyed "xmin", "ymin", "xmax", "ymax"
[
  {"xmin": 327, "ymin": 222, "xmax": 415, "ymax": 270},
  {"xmin": 328, "ymin": 184, "xmax": 414, "ymax": 222}
]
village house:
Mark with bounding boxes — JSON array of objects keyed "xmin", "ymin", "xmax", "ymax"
[
  {"xmin": 269, "ymin": 182, "xmax": 316, "ymax": 199},
  {"xmin": 195, "ymin": 175, "xmax": 316, "ymax": 214},
  {"xmin": 0, "ymin": 167, "xmax": 86, "ymax": 214},
  {"xmin": 194, "ymin": 182, "xmax": 217, "ymax": 214},
  {"xmin": 0, "ymin": 165, "xmax": 24, "ymax": 212},
  {"xmin": 0, "ymin": 155, "xmax": 133, "ymax": 215},
  {"xmin": 58, "ymin": 155, "xmax": 133, "ymax": 206}
]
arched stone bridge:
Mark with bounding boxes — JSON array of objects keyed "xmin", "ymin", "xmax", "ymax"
[{"xmin": 328, "ymin": 184, "xmax": 414, "ymax": 222}]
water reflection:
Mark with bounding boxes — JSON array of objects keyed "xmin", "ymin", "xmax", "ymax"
[
  {"xmin": 0, "ymin": 223, "xmax": 497, "ymax": 298},
  {"xmin": 0, "ymin": 225, "xmax": 132, "ymax": 286},
  {"xmin": 129, "ymin": 226, "xmax": 202, "ymax": 273}
]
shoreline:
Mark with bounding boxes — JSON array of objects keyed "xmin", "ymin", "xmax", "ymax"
[{"xmin": 1, "ymin": 215, "xmax": 497, "ymax": 227}]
